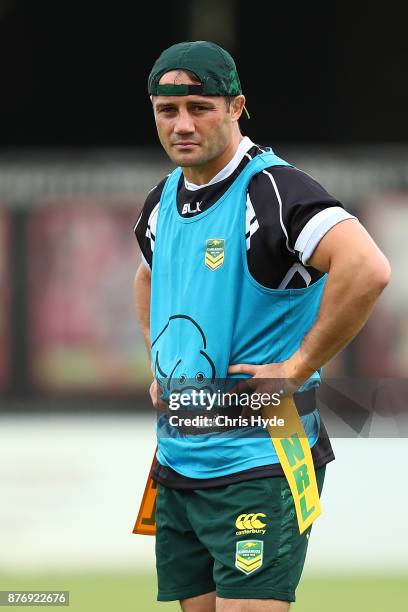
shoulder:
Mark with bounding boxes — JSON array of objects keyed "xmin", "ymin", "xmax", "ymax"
[
  {"xmin": 247, "ymin": 163, "xmax": 355, "ymax": 262},
  {"xmin": 133, "ymin": 176, "xmax": 169, "ymax": 268},
  {"xmin": 246, "ymin": 164, "xmax": 341, "ymax": 244},
  {"xmin": 140, "ymin": 176, "xmax": 168, "ymax": 218},
  {"xmin": 248, "ymin": 165, "xmax": 339, "ymax": 207},
  {"xmin": 134, "ymin": 176, "xmax": 168, "ymax": 234}
]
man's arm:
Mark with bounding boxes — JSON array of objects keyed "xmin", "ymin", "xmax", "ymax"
[
  {"xmin": 229, "ymin": 219, "xmax": 391, "ymax": 384},
  {"xmin": 134, "ymin": 262, "xmax": 166, "ymax": 409},
  {"xmin": 287, "ymin": 218, "xmax": 391, "ymax": 381},
  {"xmin": 134, "ymin": 262, "xmax": 151, "ymax": 362}
]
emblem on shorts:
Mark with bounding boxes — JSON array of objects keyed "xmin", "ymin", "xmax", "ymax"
[
  {"xmin": 205, "ymin": 238, "xmax": 225, "ymax": 271},
  {"xmin": 235, "ymin": 540, "xmax": 264, "ymax": 575},
  {"xmin": 235, "ymin": 513, "xmax": 267, "ymax": 535}
]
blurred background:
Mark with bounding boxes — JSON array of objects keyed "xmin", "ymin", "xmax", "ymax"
[{"xmin": 0, "ymin": 1, "xmax": 407, "ymax": 610}]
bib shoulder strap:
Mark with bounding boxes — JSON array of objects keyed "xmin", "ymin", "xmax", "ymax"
[
  {"xmin": 235, "ymin": 149, "xmax": 293, "ymax": 187},
  {"xmin": 256, "ymin": 149, "xmax": 292, "ymax": 169}
]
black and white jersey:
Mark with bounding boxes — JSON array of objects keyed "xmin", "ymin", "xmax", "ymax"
[
  {"xmin": 134, "ymin": 136, "xmax": 355, "ymax": 289},
  {"xmin": 133, "ymin": 137, "xmax": 352, "ymax": 488}
]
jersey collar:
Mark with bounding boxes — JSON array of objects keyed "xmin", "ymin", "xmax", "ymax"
[{"xmin": 183, "ymin": 136, "xmax": 255, "ymax": 191}]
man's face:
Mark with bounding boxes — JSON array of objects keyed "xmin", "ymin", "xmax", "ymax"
[{"xmin": 152, "ymin": 70, "xmax": 237, "ymax": 168}]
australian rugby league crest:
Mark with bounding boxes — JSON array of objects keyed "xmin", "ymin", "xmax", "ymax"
[
  {"xmin": 205, "ymin": 238, "xmax": 225, "ymax": 271},
  {"xmin": 235, "ymin": 540, "xmax": 264, "ymax": 575}
]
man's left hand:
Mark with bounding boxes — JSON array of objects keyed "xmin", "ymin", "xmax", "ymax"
[{"xmin": 227, "ymin": 354, "xmax": 316, "ymax": 399}]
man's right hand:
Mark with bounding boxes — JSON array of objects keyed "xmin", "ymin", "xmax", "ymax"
[{"xmin": 149, "ymin": 379, "xmax": 168, "ymax": 411}]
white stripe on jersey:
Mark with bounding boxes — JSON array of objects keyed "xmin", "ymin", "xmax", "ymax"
[
  {"xmin": 295, "ymin": 206, "xmax": 357, "ymax": 264},
  {"xmin": 133, "ymin": 212, "xmax": 143, "ymax": 233},
  {"xmin": 278, "ymin": 263, "xmax": 311, "ymax": 289},
  {"xmin": 146, "ymin": 202, "xmax": 160, "ymax": 252},
  {"xmin": 245, "ymin": 193, "xmax": 259, "ymax": 250},
  {"xmin": 262, "ymin": 169, "xmax": 296, "ymax": 254}
]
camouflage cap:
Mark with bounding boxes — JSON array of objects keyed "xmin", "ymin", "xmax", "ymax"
[{"xmin": 148, "ymin": 41, "xmax": 242, "ymax": 97}]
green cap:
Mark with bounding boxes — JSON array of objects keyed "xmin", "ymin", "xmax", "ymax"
[{"xmin": 148, "ymin": 41, "xmax": 242, "ymax": 97}]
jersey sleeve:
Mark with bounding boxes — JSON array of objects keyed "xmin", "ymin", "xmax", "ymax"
[
  {"xmin": 133, "ymin": 177, "xmax": 167, "ymax": 269},
  {"xmin": 266, "ymin": 166, "xmax": 356, "ymax": 264}
]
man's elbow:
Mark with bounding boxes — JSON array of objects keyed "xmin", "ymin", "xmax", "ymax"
[
  {"xmin": 377, "ymin": 256, "xmax": 392, "ymax": 290},
  {"xmin": 362, "ymin": 253, "xmax": 391, "ymax": 294}
]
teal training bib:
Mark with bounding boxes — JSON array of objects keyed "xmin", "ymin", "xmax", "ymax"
[{"xmin": 150, "ymin": 151, "xmax": 326, "ymax": 479}]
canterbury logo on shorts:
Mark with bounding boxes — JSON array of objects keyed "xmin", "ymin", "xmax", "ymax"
[{"xmin": 235, "ymin": 513, "xmax": 267, "ymax": 535}]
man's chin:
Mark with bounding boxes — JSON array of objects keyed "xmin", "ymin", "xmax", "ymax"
[{"xmin": 168, "ymin": 149, "xmax": 205, "ymax": 168}]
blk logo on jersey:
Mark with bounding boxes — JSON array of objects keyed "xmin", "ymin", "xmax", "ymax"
[
  {"xmin": 205, "ymin": 238, "xmax": 225, "ymax": 271},
  {"xmin": 182, "ymin": 201, "xmax": 201, "ymax": 215}
]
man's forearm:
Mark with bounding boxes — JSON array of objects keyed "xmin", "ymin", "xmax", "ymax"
[
  {"xmin": 134, "ymin": 263, "xmax": 152, "ymax": 363},
  {"xmin": 288, "ymin": 251, "xmax": 391, "ymax": 381}
]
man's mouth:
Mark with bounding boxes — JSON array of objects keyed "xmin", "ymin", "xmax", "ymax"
[{"xmin": 173, "ymin": 141, "xmax": 199, "ymax": 147}]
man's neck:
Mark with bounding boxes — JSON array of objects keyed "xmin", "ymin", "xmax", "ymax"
[{"xmin": 182, "ymin": 133, "xmax": 244, "ymax": 186}]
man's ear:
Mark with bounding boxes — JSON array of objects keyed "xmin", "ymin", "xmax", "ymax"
[
  {"xmin": 150, "ymin": 95, "xmax": 156, "ymax": 116},
  {"xmin": 230, "ymin": 95, "xmax": 246, "ymax": 121}
]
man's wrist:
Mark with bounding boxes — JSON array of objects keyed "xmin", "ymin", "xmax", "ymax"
[{"xmin": 285, "ymin": 350, "xmax": 317, "ymax": 385}]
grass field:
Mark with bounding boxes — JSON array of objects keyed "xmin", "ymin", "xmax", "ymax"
[{"xmin": 0, "ymin": 573, "xmax": 407, "ymax": 611}]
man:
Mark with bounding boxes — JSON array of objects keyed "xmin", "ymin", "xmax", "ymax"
[{"xmin": 133, "ymin": 41, "xmax": 390, "ymax": 611}]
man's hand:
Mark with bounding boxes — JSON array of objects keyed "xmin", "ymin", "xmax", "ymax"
[
  {"xmin": 149, "ymin": 378, "xmax": 168, "ymax": 411},
  {"xmin": 228, "ymin": 356, "xmax": 316, "ymax": 416},
  {"xmin": 228, "ymin": 353, "xmax": 315, "ymax": 392}
]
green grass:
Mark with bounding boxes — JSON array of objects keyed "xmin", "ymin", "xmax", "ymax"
[
  {"xmin": 0, "ymin": 573, "xmax": 406, "ymax": 611},
  {"xmin": 297, "ymin": 575, "xmax": 408, "ymax": 611}
]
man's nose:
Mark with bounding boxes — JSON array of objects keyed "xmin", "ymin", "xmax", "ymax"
[{"xmin": 174, "ymin": 108, "xmax": 194, "ymax": 134}]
